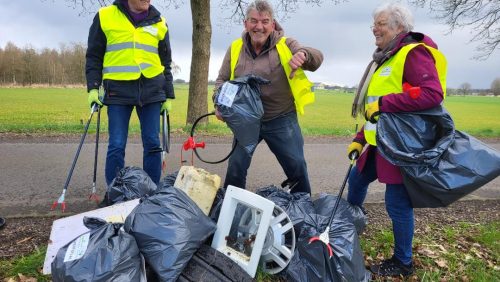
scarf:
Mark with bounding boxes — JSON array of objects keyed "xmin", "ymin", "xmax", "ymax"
[{"xmin": 351, "ymin": 34, "xmax": 402, "ymax": 118}]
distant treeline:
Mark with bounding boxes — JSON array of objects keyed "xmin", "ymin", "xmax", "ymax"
[
  {"xmin": 1, "ymin": 42, "xmax": 498, "ymax": 96},
  {"xmin": 0, "ymin": 42, "xmax": 85, "ymax": 86}
]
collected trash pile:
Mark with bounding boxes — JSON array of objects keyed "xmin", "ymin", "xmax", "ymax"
[{"xmin": 46, "ymin": 165, "xmax": 371, "ymax": 281}]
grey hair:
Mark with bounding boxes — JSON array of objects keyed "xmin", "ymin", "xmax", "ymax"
[
  {"xmin": 373, "ymin": 2, "xmax": 414, "ymax": 32},
  {"xmin": 245, "ymin": 0, "xmax": 274, "ymax": 21}
]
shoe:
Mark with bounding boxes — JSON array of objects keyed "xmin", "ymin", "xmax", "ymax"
[
  {"xmin": 370, "ymin": 257, "xmax": 414, "ymax": 277},
  {"xmin": 0, "ymin": 217, "xmax": 5, "ymax": 229}
]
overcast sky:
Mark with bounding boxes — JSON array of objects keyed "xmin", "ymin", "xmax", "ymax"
[{"xmin": 1, "ymin": 0, "xmax": 498, "ymax": 89}]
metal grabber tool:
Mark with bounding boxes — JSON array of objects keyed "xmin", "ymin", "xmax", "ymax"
[
  {"xmin": 89, "ymin": 105, "xmax": 101, "ymax": 204},
  {"xmin": 161, "ymin": 109, "xmax": 171, "ymax": 174},
  {"xmin": 51, "ymin": 104, "xmax": 99, "ymax": 212},
  {"xmin": 308, "ymin": 150, "xmax": 359, "ymax": 257}
]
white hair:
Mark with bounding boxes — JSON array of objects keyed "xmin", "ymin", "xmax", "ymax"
[
  {"xmin": 245, "ymin": 0, "xmax": 274, "ymax": 21},
  {"xmin": 373, "ymin": 2, "xmax": 414, "ymax": 32}
]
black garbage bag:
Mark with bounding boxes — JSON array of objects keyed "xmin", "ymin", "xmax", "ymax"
[
  {"xmin": 124, "ymin": 185, "xmax": 217, "ymax": 281},
  {"xmin": 208, "ymin": 187, "xmax": 226, "ymax": 222},
  {"xmin": 313, "ymin": 193, "xmax": 367, "ymax": 234},
  {"xmin": 105, "ymin": 166, "xmax": 157, "ymax": 206},
  {"xmin": 282, "ymin": 214, "xmax": 370, "ymax": 282},
  {"xmin": 160, "ymin": 170, "xmax": 178, "ymax": 188},
  {"xmin": 256, "ymin": 185, "xmax": 315, "ymax": 236},
  {"xmin": 51, "ymin": 217, "xmax": 144, "ymax": 282},
  {"xmin": 377, "ymin": 106, "xmax": 500, "ymax": 208},
  {"xmin": 214, "ymin": 74, "xmax": 269, "ymax": 155}
]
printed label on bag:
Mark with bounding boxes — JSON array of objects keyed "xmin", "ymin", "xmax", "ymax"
[
  {"xmin": 63, "ymin": 233, "xmax": 90, "ymax": 262},
  {"xmin": 217, "ymin": 82, "xmax": 239, "ymax": 107}
]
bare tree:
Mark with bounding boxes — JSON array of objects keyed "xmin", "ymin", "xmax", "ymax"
[
  {"xmin": 409, "ymin": 0, "xmax": 500, "ymax": 60},
  {"xmin": 491, "ymin": 77, "xmax": 500, "ymax": 96},
  {"xmin": 187, "ymin": 0, "xmax": 211, "ymax": 124},
  {"xmin": 459, "ymin": 82, "xmax": 472, "ymax": 95}
]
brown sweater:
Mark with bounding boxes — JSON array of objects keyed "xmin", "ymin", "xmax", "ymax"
[{"xmin": 215, "ymin": 23, "xmax": 323, "ymax": 121}]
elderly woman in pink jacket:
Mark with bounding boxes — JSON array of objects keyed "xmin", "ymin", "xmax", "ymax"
[{"xmin": 347, "ymin": 2, "xmax": 447, "ymax": 278}]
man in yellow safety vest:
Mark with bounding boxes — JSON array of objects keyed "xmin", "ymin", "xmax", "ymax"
[{"xmin": 214, "ymin": 0, "xmax": 323, "ymax": 194}]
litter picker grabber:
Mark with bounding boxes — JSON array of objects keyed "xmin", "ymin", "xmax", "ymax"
[
  {"xmin": 161, "ymin": 110, "xmax": 170, "ymax": 174},
  {"xmin": 51, "ymin": 104, "xmax": 99, "ymax": 212},
  {"xmin": 308, "ymin": 151, "xmax": 359, "ymax": 257},
  {"xmin": 88, "ymin": 105, "xmax": 101, "ymax": 204},
  {"xmin": 147, "ymin": 110, "xmax": 171, "ymax": 175}
]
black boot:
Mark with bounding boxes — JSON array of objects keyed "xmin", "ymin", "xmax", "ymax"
[{"xmin": 370, "ymin": 256, "xmax": 414, "ymax": 277}]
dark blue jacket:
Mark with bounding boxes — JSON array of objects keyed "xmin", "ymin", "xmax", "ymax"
[{"xmin": 85, "ymin": 0, "xmax": 175, "ymax": 106}]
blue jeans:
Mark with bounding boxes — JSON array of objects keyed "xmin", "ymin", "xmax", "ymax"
[
  {"xmin": 224, "ymin": 111, "xmax": 311, "ymax": 194},
  {"xmin": 347, "ymin": 151, "xmax": 414, "ymax": 265},
  {"xmin": 106, "ymin": 103, "xmax": 161, "ymax": 185}
]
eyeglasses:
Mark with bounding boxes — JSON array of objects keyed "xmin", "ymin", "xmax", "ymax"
[{"xmin": 370, "ymin": 22, "xmax": 388, "ymax": 30}]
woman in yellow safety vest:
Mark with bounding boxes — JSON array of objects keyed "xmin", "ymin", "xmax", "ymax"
[
  {"xmin": 85, "ymin": 0, "xmax": 175, "ymax": 192},
  {"xmin": 346, "ymin": 2, "xmax": 447, "ymax": 278}
]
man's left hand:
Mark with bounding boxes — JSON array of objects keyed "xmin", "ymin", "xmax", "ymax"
[
  {"xmin": 161, "ymin": 99, "xmax": 172, "ymax": 114},
  {"xmin": 288, "ymin": 51, "xmax": 307, "ymax": 79},
  {"xmin": 364, "ymin": 100, "xmax": 380, "ymax": 123}
]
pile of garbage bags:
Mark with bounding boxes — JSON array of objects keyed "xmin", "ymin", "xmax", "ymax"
[
  {"xmin": 52, "ymin": 169, "xmax": 219, "ymax": 282},
  {"xmin": 256, "ymin": 186, "xmax": 371, "ymax": 281},
  {"xmin": 52, "ymin": 168, "xmax": 372, "ymax": 281}
]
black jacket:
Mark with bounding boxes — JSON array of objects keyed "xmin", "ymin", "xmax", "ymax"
[{"xmin": 85, "ymin": 0, "xmax": 175, "ymax": 106}]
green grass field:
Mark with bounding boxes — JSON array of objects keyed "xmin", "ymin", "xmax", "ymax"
[{"xmin": 0, "ymin": 86, "xmax": 499, "ymax": 137}]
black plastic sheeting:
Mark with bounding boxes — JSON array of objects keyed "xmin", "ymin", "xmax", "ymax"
[
  {"xmin": 51, "ymin": 217, "xmax": 145, "ymax": 282},
  {"xmin": 257, "ymin": 186, "xmax": 370, "ymax": 281},
  {"xmin": 209, "ymin": 187, "xmax": 226, "ymax": 222},
  {"xmin": 124, "ymin": 184, "xmax": 217, "ymax": 281},
  {"xmin": 105, "ymin": 166, "xmax": 157, "ymax": 206},
  {"xmin": 377, "ymin": 106, "xmax": 500, "ymax": 208},
  {"xmin": 214, "ymin": 74, "xmax": 269, "ymax": 155}
]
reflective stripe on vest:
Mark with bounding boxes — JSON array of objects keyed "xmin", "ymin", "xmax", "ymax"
[
  {"xmin": 364, "ymin": 43, "xmax": 447, "ymax": 146},
  {"xmin": 230, "ymin": 37, "xmax": 315, "ymax": 115},
  {"xmin": 99, "ymin": 5, "xmax": 167, "ymax": 80}
]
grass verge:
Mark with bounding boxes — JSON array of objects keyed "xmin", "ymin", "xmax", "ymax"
[{"xmin": 1, "ymin": 87, "xmax": 499, "ymax": 137}]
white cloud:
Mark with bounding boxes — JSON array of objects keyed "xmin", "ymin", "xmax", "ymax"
[{"xmin": 0, "ymin": 0, "xmax": 497, "ymax": 88}]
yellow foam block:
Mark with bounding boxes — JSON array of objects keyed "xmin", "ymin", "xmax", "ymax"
[{"xmin": 174, "ymin": 166, "xmax": 221, "ymax": 215}]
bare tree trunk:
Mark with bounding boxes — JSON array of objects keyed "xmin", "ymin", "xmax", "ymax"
[{"xmin": 187, "ymin": 0, "xmax": 211, "ymax": 125}]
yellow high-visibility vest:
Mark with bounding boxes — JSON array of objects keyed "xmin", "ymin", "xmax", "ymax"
[
  {"xmin": 99, "ymin": 5, "xmax": 167, "ymax": 80},
  {"xmin": 364, "ymin": 43, "xmax": 447, "ymax": 146},
  {"xmin": 230, "ymin": 37, "xmax": 315, "ymax": 115}
]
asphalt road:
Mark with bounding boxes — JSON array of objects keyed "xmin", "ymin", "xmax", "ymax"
[{"xmin": 1, "ymin": 138, "xmax": 499, "ymax": 217}]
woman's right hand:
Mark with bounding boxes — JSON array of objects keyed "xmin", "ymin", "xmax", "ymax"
[{"xmin": 347, "ymin": 141, "xmax": 363, "ymax": 160}]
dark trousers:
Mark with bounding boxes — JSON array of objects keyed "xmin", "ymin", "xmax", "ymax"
[
  {"xmin": 224, "ymin": 111, "xmax": 311, "ymax": 194},
  {"xmin": 347, "ymin": 152, "xmax": 414, "ymax": 265},
  {"xmin": 105, "ymin": 103, "xmax": 161, "ymax": 185}
]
